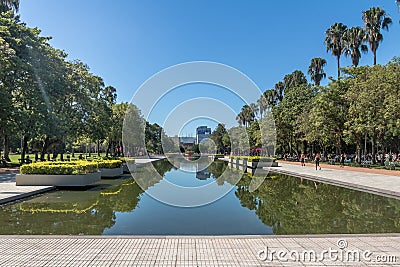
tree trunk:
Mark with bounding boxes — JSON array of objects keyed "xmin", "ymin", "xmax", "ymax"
[
  {"xmin": 106, "ymin": 141, "xmax": 111, "ymax": 157},
  {"xmin": 21, "ymin": 135, "xmax": 29, "ymax": 164},
  {"xmin": 120, "ymin": 141, "xmax": 124, "ymax": 157},
  {"xmin": 41, "ymin": 136, "xmax": 50, "ymax": 161},
  {"xmin": 371, "ymin": 137, "xmax": 376, "ymax": 164},
  {"xmin": 357, "ymin": 142, "xmax": 362, "ymax": 165},
  {"xmin": 96, "ymin": 140, "xmax": 100, "ymax": 157},
  {"xmin": 3, "ymin": 135, "xmax": 10, "ymax": 162},
  {"xmin": 337, "ymin": 55, "xmax": 341, "ymax": 79},
  {"xmin": 373, "ymin": 51, "xmax": 377, "ymax": 65}
]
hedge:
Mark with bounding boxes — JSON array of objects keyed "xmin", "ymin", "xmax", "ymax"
[
  {"xmin": 20, "ymin": 161, "xmax": 98, "ymax": 175},
  {"xmin": 118, "ymin": 157, "xmax": 136, "ymax": 164},
  {"xmin": 229, "ymin": 156, "xmax": 277, "ymax": 162},
  {"xmin": 96, "ymin": 160, "xmax": 122, "ymax": 169}
]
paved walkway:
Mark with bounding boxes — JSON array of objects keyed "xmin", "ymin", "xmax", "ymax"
[
  {"xmin": 267, "ymin": 163, "xmax": 400, "ymax": 199},
  {"xmin": 0, "ymin": 172, "xmax": 54, "ymax": 205},
  {"xmin": 0, "ymin": 235, "xmax": 398, "ymax": 266}
]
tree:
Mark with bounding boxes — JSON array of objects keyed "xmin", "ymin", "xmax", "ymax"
[
  {"xmin": 308, "ymin": 58, "xmax": 327, "ymax": 86},
  {"xmin": 301, "ymin": 80, "xmax": 348, "ymax": 155},
  {"xmin": 257, "ymin": 95, "xmax": 268, "ymax": 119},
  {"xmin": 0, "ymin": 0, "xmax": 19, "ymax": 13},
  {"xmin": 343, "ymin": 27, "xmax": 368, "ymax": 67},
  {"xmin": 362, "ymin": 7, "xmax": 392, "ymax": 65},
  {"xmin": 325, "ymin": 23, "xmax": 347, "ymax": 78},
  {"xmin": 209, "ymin": 123, "xmax": 228, "ymax": 154},
  {"xmin": 236, "ymin": 105, "xmax": 255, "ymax": 128}
]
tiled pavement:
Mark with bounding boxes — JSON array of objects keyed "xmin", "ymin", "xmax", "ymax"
[
  {"xmin": 0, "ymin": 235, "xmax": 398, "ymax": 266},
  {"xmin": 0, "ymin": 172, "xmax": 54, "ymax": 204},
  {"xmin": 267, "ymin": 163, "xmax": 400, "ymax": 199}
]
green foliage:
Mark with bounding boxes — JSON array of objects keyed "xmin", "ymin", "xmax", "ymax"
[
  {"xmin": 20, "ymin": 161, "xmax": 98, "ymax": 175},
  {"xmin": 93, "ymin": 159, "xmax": 122, "ymax": 169},
  {"xmin": 229, "ymin": 156, "xmax": 276, "ymax": 162}
]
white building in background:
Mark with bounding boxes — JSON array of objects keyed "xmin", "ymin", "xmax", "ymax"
[{"xmin": 196, "ymin": 126, "xmax": 211, "ymax": 144}]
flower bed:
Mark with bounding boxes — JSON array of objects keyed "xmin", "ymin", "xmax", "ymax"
[
  {"xmin": 17, "ymin": 161, "xmax": 100, "ymax": 186},
  {"xmin": 20, "ymin": 161, "xmax": 98, "ymax": 175},
  {"xmin": 229, "ymin": 156, "xmax": 277, "ymax": 162},
  {"xmin": 95, "ymin": 160, "xmax": 123, "ymax": 178}
]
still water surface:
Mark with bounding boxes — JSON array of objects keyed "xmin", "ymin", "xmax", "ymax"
[{"xmin": 1, "ymin": 159, "xmax": 399, "ymax": 235}]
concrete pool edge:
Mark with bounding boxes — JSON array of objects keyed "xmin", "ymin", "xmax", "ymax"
[
  {"xmin": 0, "ymin": 233, "xmax": 399, "ymax": 238},
  {"xmin": 267, "ymin": 167, "xmax": 400, "ymax": 200}
]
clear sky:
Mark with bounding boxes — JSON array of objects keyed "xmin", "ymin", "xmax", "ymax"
[{"xmin": 19, "ymin": 1, "xmax": 400, "ymax": 135}]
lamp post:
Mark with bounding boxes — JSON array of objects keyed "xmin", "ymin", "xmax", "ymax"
[{"xmin": 397, "ymin": 0, "xmax": 400, "ymax": 12}]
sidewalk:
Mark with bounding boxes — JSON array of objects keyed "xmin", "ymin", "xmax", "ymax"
[
  {"xmin": 0, "ymin": 235, "xmax": 398, "ymax": 266},
  {"xmin": 280, "ymin": 160, "xmax": 400, "ymax": 176},
  {"xmin": 0, "ymin": 170, "xmax": 54, "ymax": 204},
  {"xmin": 268, "ymin": 162, "xmax": 400, "ymax": 199}
]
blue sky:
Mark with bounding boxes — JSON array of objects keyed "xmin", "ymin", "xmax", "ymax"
[{"xmin": 20, "ymin": 1, "xmax": 400, "ymax": 135}]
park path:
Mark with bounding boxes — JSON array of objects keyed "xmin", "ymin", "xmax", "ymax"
[
  {"xmin": 0, "ymin": 235, "xmax": 398, "ymax": 266},
  {"xmin": 268, "ymin": 162, "xmax": 400, "ymax": 199},
  {"xmin": 0, "ymin": 170, "xmax": 54, "ymax": 204}
]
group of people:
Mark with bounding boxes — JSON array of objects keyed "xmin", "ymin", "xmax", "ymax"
[
  {"xmin": 284, "ymin": 151, "xmax": 400, "ymax": 170},
  {"xmin": 293, "ymin": 153, "xmax": 323, "ymax": 170}
]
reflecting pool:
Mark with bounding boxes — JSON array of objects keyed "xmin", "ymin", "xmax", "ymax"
[{"xmin": 0, "ymin": 159, "xmax": 399, "ymax": 235}]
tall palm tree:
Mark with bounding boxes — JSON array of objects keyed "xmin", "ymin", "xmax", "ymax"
[
  {"xmin": 343, "ymin": 27, "xmax": 368, "ymax": 67},
  {"xmin": 236, "ymin": 111, "xmax": 245, "ymax": 127},
  {"xmin": 307, "ymin": 58, "xmax": 327, "ymax": 86},
  {"xmin": 264, "ymin": 89, "xmax": 277, "ymax": 108},
  {"xmin": 257, "ymin": 95, "xmax": 268, "ymax": 119},
  {"xmin": 249, "ymin": 103, "xmax": 259, "ymax": 120},
  {"xmin": 362, "ymin": 7, "xmax": 392, "ymax": 65},
  {"xmin": 274, "ymin": 82, "xmax": 284, "ymax": 102},
  {"xmin": 325, "ymin": 23, "xmax": 347, "ymax": 78},
  {"xmin": 0, "ymin": 0, "xmax": 19, "ymax": 13}
]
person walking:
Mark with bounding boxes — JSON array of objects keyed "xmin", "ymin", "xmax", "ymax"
[
  {"xmin": 300, "ymin": 153, "xmax": 306, "ymax": 167},
  {"xmin": 340, "ymin": 153, "xmax": 345, "ymax": 168},
  {"xmin": 315, "ymin": 153, "xmax": 321, "ymax": 170}
]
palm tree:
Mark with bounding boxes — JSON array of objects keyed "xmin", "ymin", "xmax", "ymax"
[
  {"xmin": 257, "ymin": 95, "xmax": 268, "ymax": 119},
  {"xmin": 249, "ymin": 103, "xmax": 259, "ymax": 120},
  {"xmin": 0, "ymin": 0, "xmax": 19, "ymax": 13},
  {"xmin": 236, "ymin": 111, "xmax": 245, "ymax": 127},
  {"xmin": 343, "ymin": 27, "xmax": 368, "ymax": 67},
  {"xmin": 362, "ymin": 7, "xmax": 392, "ymax": 65},
  {"xmin": 264, "ymin": 89, "xmax": 277, "ymax": 108},
  {"xmin": 307, "ymin": 58, "xmax": 327, "ymax": 86},
  {"xmin": 325, "ymin": 23, "xmax": 347, "ymax": 78},
  {"xmin": 274, "ymin": 82, "xmax": 284, "ymax": 102}
]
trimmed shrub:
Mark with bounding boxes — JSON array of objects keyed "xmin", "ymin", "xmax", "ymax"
[
  {"xmin": 118, "ymin": 158, "xmax": 136, "ymax": 164},
  {"xmin": 228, "ymin": 156, "xmax": 277, "ymax": 162},
  {"xmin": 20, "ymin": 161, "xmax": 98, "ymax": 175},
  {"xmin": 97, "ymin": 160, "xmax": 122, "ymax": 169}
]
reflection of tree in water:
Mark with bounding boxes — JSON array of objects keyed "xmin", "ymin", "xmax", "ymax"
[
  {"xmin": 0, "ymin": 177, "xmax": 145, "ymax": 235},
  {"xmin": 235, "ymin": 174, "xmax": 400, "ymax": 234},
  {"xmin": 134, "ymin": 159, "xmax": 176, "ymax": 191},
  {"xmin": 207, "ymin": 160, "xmax": 227, "ymax": 179}
]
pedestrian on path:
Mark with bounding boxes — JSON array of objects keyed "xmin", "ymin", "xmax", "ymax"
[
  {"xmin": 315, "ymin": 153, "xmax": 321, "ymax": 170},
  {"xmin": 340, "ymin": 154, "xmax": 345, "ymax": 168},
  {"xmin": 300, "ymin": 153, "xmax": 306, "ymax": 167}
]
